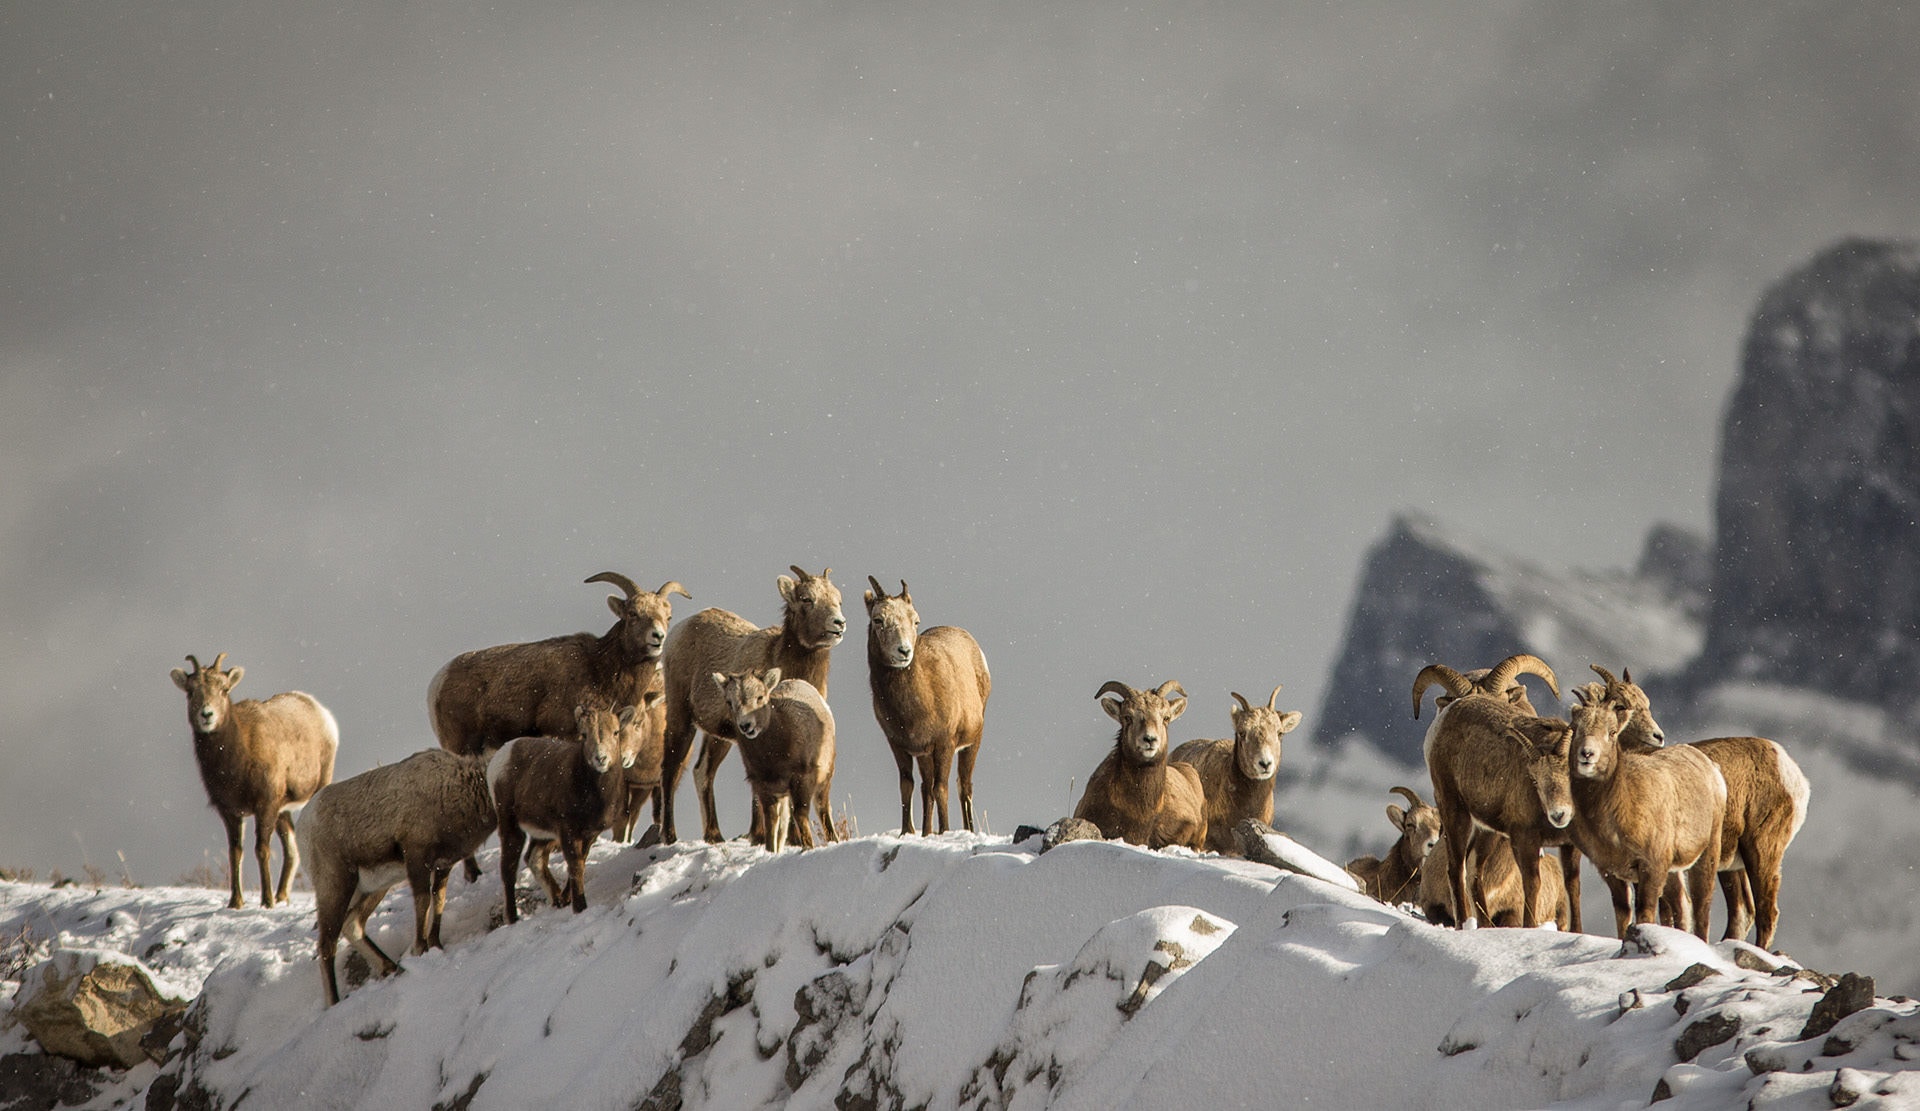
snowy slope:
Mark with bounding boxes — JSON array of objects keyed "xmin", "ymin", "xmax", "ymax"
[{"xmin": 6, "ymin": 833, "xmax": 1918, "ymax": 1110}]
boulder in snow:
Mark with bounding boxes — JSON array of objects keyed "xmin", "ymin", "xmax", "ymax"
[{"xmin": 12, "ymin": 949, "xmax": 188, "ymax": 1069}]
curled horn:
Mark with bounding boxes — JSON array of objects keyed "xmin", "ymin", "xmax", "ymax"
[
  {"xmin": 1152, "ymin": 680, "xmax": 1187, "ymax": 702},
  {"xmin": 1389, "ymin": 785, "xmax": 1426, "ymax": 811},
  {"xmin": 584, "ymin": 571, "xmax": 642, "ymax": 599},
  {"xmin": 656, "ymin": 581, "xmax": 691, "ymax": 601},
  {"xmin": 1411, "ymin": 664, "xmax": 1471, "ymax": 719},
  {"xmin": 1267, "ymin": 684, "xmax": 1284, "ymax": 711},
  {"xmin": 1485, "ymin": 654, "xmax": 1559, "ymax": 700},
  {"xmin": 1096, "ymin": 680, "xmax": 1135, "ymax": 703},
  {"xmin": 183, "ymin": 653, "xmax": 203, "ymax": 675},
  {"xmin": 1231, "ymin": 691, "xmax": 1252, "ymax": 713},
  {"xmin": 868, "ymin": 575, "xmax": 888, "ymax": 598},
  {"xmin": 1589, "ymin": 664, "xmax": 1619, "ymax": 689}
]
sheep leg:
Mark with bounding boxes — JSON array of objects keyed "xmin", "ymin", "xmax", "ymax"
[
  {"xmin": 929, "ymin": 750, "xmax": 956, "ymax": 834},
  {"xmin": 563, "ymin": 835, "xmax": 591, "ymax": 913},
  {"xmin": 461, "ymin": 855, "xmax": 482, "ymax": 884},
  {"xmin": 765, "ymin": 792, "xmax": 793, "ymax": 854},
  {"xmin": 1721, "ymin": 860, "xmax": 1756, "ymax": 943},
  {"xmin": 313, "ymin": 871, "xmax": 353, "ymax": 1006},
  {"xmin": 1557, "ymin": 845, "xmax": 1583, "ymax": 935},
  {"xmin": 345, "ymin": 888, "xmax": 400, "ymax": 978},
  {"xmin": 530, "ymin": 840, "xmax": 567, "ymax": 906},
  {"xmin": 274, "ymin": 810, "xmax": 299, "ymax": 905},
  {"xmin": 914, "ymin": 752, "xmax": 943, "ymax": 835},
  {"xmin": 691, "ymin": 733, "xmax": 733, "ymax": 843},
  {"xmin": 656, "ymin": 699, "xmax": 701, "ymax": 845},
  {"xmin": 789, "ymin": 781, "xmax": 816, "ymax": 850},
  {"xmin": 252, "ymin": 808, "xmax": 280, "ymax": 909},
  {"xmin": 1512, "ymin": 832, "xmax": 1547, "ymax": 929},
  {"xmin": 1603, "ymin": 875, "xmax": 1633, "ymax": 938},
  {"xmin": 814, "ymin": 783, "xmax": 839, "ymax": 844},
  {"xmin": 221, "ymin": 811, "xmax": 247, "ymax": 910},
  {"xmin": 426, "ymin": 865, "xmax": 451, "ymax": 950},
  {"xmin": 498, "ymin": 825, "xmax": 527, "ymax": 925},
  {"xmin": 955, "ymin": 742, "xmax": 979, "ymax": 833},
  {"xmin": 1439, "ymin": 806, "xmax": 1476, "ymax": 929},
  {"xmin": 406, "ymin": 857, "xmax": 437, "ymax": 955},
  {"xmin": 891, "ymin": 744, "xmax": 917, "ymax": 835}
]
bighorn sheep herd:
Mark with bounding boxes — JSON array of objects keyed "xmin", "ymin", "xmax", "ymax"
[{"xmin": 166, "ymin": 567, "xmax": 1815, "ymax": 1007}]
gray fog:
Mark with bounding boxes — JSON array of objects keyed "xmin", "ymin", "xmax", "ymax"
[{"xmin": 4, "ymin": 3, "xmax": 1915, "ymax": 882}]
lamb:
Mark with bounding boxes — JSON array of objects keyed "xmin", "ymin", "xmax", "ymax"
[
  {"xmin": 170, "ymin": 653, "xmax": 339, "ymax": 909},
  {"xmin": 1416, "ymin": 829, "xmax": 1570, "ymax": 930},
  {"xmin": 1169, "ymin": 685, "xmax": 1300, "ymax": 855},
  {"xmin": 1419, "ymin": 656, "xmax": 1575, "ymax": 929},
  {"xmin": 487, "ymin": 699, "xmax": 654, "ymax": 922},
  {"xmin": 429, "ymin": 571, "xmax": 688, "ymax": 758},
  {"xmin": 1598, "ymin": 666, "xmax": 1810, "ymax": 948},
  {"xmin": 1072, "ymin": 680, "xmax": 1208, "ymax": 853},
  {"xmin": 657, "ymin": 566, "xmax": 845, "ymax": 844},
  {"xmin": 1555, "ymin": 680, "xmax": 1727, "ymax": 939},
  {"xmin": 864, "ymin": 577, "xmax": 991, "ymax": 836},
  {"xmin": 704, "ymin": 669, "xmax": 840, "ymax": 853},
  {"xmin": 294, "ymin": 749, "xmax": 496, "ymax": 1005},
  {"xmin": 1346, "ymin": 786, "xmax": 1442, "ymax": 905},
  {"xmin": 614, "ymin": 673, "xmax": 668, "ymax": 843}
]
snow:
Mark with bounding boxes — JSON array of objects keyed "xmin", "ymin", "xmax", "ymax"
[{"xmin": 6, "ymin": 831, "xmax": 1919, "ymax": 1110}]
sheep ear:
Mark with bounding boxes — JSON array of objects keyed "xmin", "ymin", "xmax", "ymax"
[
  {"xmin": 1504, "ymin": 686, "xmax": 1529, "ymax": 706},
  {"xmin": 170, "ymin": 668, "xmax": 192, "ymax": 691},
  {"xmin": 710, "ymin": 672, "xmax": 728, "ymax": 691},
  {"xmin": 1387, "ymin": 804, "xmax": 1408, "ymax": 832},
  {"xmin": 1164, "ymin": 697, "xmax": 1187, "ymax": 722},
  {"xmin": 608, "ymin": 595, "xmax": 626, "ymax": 617},
  {"xmin": 1099, "ymin": 696, "xmax": 1125, "ymax": 722},
  {"xmin": 1276, "ymin": 711, "xmax": 1304, "ymax": 733},
  {"xmin": 222, "ymin": 666, "xmax": 243, "ymax": 690},
  {"xmin": 777, "ymin": 575, "xmax": 798, "ymax": 601},
  {"xmin": 763, "ymin": 668, "xmax": 781, "ymax": 688},
  {"xmin": 863, "ymin": 589, "xmax": 878, "ymax": 610},
  {"xmin": 642, "ymin": 689, "xmax": 665, "ymax": 710},
  {"xmin": 618, "ymin": 705, "xmax": 639, "ymax": 727}
]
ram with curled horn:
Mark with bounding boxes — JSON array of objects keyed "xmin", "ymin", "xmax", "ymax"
[
  {"xmin": 1172, "ymin": 682, "xmax": 1301, "ymax": 855},
  {"xmin": 1072, "ymin": 679, "xmax": 1208, "ymax": 852},
  {"xmin": 1413, "ymin": 654, "xmax": 1559, "ymax": 720},
  {"xmin": 864, "ymin": 575, "xmax": 992, "ymax": 836}
]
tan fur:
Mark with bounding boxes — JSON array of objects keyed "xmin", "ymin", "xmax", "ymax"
[
  {"xmin": 296, "ymin": 750, "xmax": 496, "ymax": 1005},
  {"xmin": 709, "ymin": 671, "xmax": 839, "ymax": 853},
  {"xmin": 615, "ymin": 672, "xmax": 668, "ymax": 843},
  {"xmin": 657, "ymin": 566, "xmax": 845, "ymax": 844},
  {"xmin": 487, "ymin": 700, "xmax": 652, "ymax": 922},
  {"xmin": 1563, "ymin": 682, "xmax": 1726, "ymax": 940},
  {"xmin": 1420, "ymin": 655, "xmax": 1575, "ymax": 929},
  {"xmin": 430, "ymin": 572, "xmax": 686, "ymax": 757},
  {"xmin": 1169, "ymin": 685, "xmax": 1299, "ymax": 855},
  {"xmin": 864, "ymin": 578, "xmax": 991, "ymax": 836},
  {"xmin": 1072, "ymin": 681, "xmax": 1208, "ymax": 852},
  {"xmin": 171, "ymin": 653, "xmax": 339, "ymax": 909},
  {"xmin": 1417, "ymin": 829, "xmax": 1570, "ymax": 930},
  {"xmin": 1348, "ymin": 786, "xmax": 1442, "ymax": 905}
]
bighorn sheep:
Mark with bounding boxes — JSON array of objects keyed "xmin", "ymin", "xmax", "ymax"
[
  {"xmin": 1598, "ymin": 666, "xmax": 1810, "ymax": 948},
  {"xmin": 704, "ymin": 669, "xmax": 839, "ymax": 853},
  {"xmin": 1412, "ymin": 654, "xmax": 1559, "ymax": 719},
  {"xmin": 657, "ymin": 566, "xmax": 845, "ymax": 844},
  {"xmin": 614, "ymin": 673, "xmax": 668, "ymax": 843},
  {"xmin": 430, "ymin": 571, "xmax": 687, "ymax": 757},
  {"xmin": 487, "ymin": 700, "xmax": 654, "ymax": 922},
  {"xmin": 170, "ymin": 653, "xmax": 339, "ymax": 909},
  {"xmin": 1072, "ymin": 680, "xmax": 1208, "ymax": 853},
  {"xmin": 1419, "ymin": 655, "xmax": 1574, "ymax": 929},
  {"xmin": 864, "ymin": 577, "xmax": 991, "ymax": 836},
  {"xmin": 1416, "ymin": 829, "xmax": 1570, "ymax": 930},
  {"xmin": 295, "ymin": 749, "xmax": 496, "ymax": 1005},
  {"xmin": 1555, "ymin": 680, "xmax": 1727, "ymax": 939},
  {"xmin": 1346, "ymin": 786, "xmax": 1442, "ymax": 905},
  {"xmin": 1169, "ymin": 685, "xmax": 1299, "ymax": 855}
]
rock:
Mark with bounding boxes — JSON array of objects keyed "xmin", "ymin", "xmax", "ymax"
[
  {"xmin": 1674, "ymin": 1011, "xmax": 1741, "ymax": 1062},
  {"xmin": 12, "ymin": 949, "xmax": 189, "ymax": 1069},
  {"xmin": 1800, "ymin": 972, "xmax": 1877, "ymax": 1041},
  {"xmin": 0, "ymin": 1052, "xmax": 102, "ymax": 1111},
  {"xmin": 1040, "ymin": 818, "xmax": 1104, "ymax": 853}
]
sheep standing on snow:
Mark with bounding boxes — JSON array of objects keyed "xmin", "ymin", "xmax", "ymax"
[
  {"xmin": 1170, "ymin": 685, "xmax": 1299, "ymax": 856},
  {"xmin": 864, "ymin": 577, "xmax": 990, "ymax": 836},
  {"xmin": 170, "ymin": 653, "xmax": 339, "ymax": 909},
  {"xmin": 295, "ymin": 749, "xmax": 496, "ymax": 1005},
  {"xmin": 705, "ymin": 669, "xmax": 839, "ymax": 853}
]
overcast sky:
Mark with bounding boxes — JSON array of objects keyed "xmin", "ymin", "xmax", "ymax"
[{"xmin": 4, "ymin": 3, "xmax": 1916, "ymax": 883}]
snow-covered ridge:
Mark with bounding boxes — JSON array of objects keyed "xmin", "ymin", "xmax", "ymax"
[{"xmin": 7, "ymin": 834, "xmax": 1918, "ymax": 1110}]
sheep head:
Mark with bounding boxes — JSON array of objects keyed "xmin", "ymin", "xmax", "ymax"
[
  {"xmin": 1386, "ymin": 785, "xmax": 1441, "ymax": 868},
  {"xmin": 1227, "ymin": 685, "xmax": 1300, "ymax": 782},
  {"xmin": 864, "ymin": 577, "xmax": 920, "ymax": 669},
  {"xmin": 1565, "ymin": 682, "xmax": 1634, "ymax": 781},
  {"xmin": 1590, "ymin": 665, "xmax": 1665, "ymax": 747},
  {"xmin": 1501, "ymin": 716, "xmax": 1576, "ymax": 828},
  {"xmin": 586, "ymin": 571, "xmax": 689, "ymax": 661},
  {"xmin": 576, "ymin": 703, "xmax": 641, "ymax": 772},
  {"xmin": 1097, "ymin": 680, "xmax": 1187, "ymax": 765},
  {"xmin": 710, "ymin": 668, "xmax": 782, "ymax": 741},
  {"xmin": 170, "ymin": 652, "xmax": 244, "ymax": 734},
  {"xmin": 1414, "ymin": 655, "xmax": 1558, "ymax": 719},
  {"xmin": 778, "ymin": 566, "xmax": 846, "ymax": 650}
]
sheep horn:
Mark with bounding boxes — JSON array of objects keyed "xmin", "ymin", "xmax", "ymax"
[
  {"xmin": 656, "ymin": 581, "xmax": 691, "ymax": 601},
  {"xmin": 790, "ymin": 565, "xmax": 809, "ymax": 580},
  {"xmin": 898, "ymin": 579, "xmax": 909, "ymax": 600},
  {"xmin": 867, "ymin": 575, "xmax": 888, "ymax": 598},
  {"xmin": 1267, "ymin": 684, "xmax": 1284, "ymax": 710},
  {"xmin": 1152, "ymin": 680, "xmax": 1187, "ymax": 701},
  {"xmin": 1231, "ymin": 692, "xmax": 1251, "ymax": 713},
  {"xmin": 183, "ymin": 654, "xmax": 203, "ymax": 675},
  {"xmin": 1095, "ymin": 680, "xmax": 1135, "ymax": 702},
  {"xmin": 1389, "ymin": 785, "xmax": 1425, "ymax": 810},
  {"xmin": 1485, "ymin": 654, "xmax": 1559, "ymax": 699},
  {"xmin": 211, "ymin": 652, "xmax": 228, "ymax": 673},
  {"xmin": 1411, "ymin": 664, "xmax": 1471, "ymax": 719},
  {"xmin": 1589, "ymin": 664, "xmax": 1619, "ymax": 689},
  {"xmin": 584, "ymin": 571, "xmax": 642, "ymax": 599}
]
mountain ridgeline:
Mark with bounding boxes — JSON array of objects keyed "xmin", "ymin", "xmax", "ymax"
[{"xmin": 1317, "ymin": 238, "xmax": 1920, "ymax": 766}]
